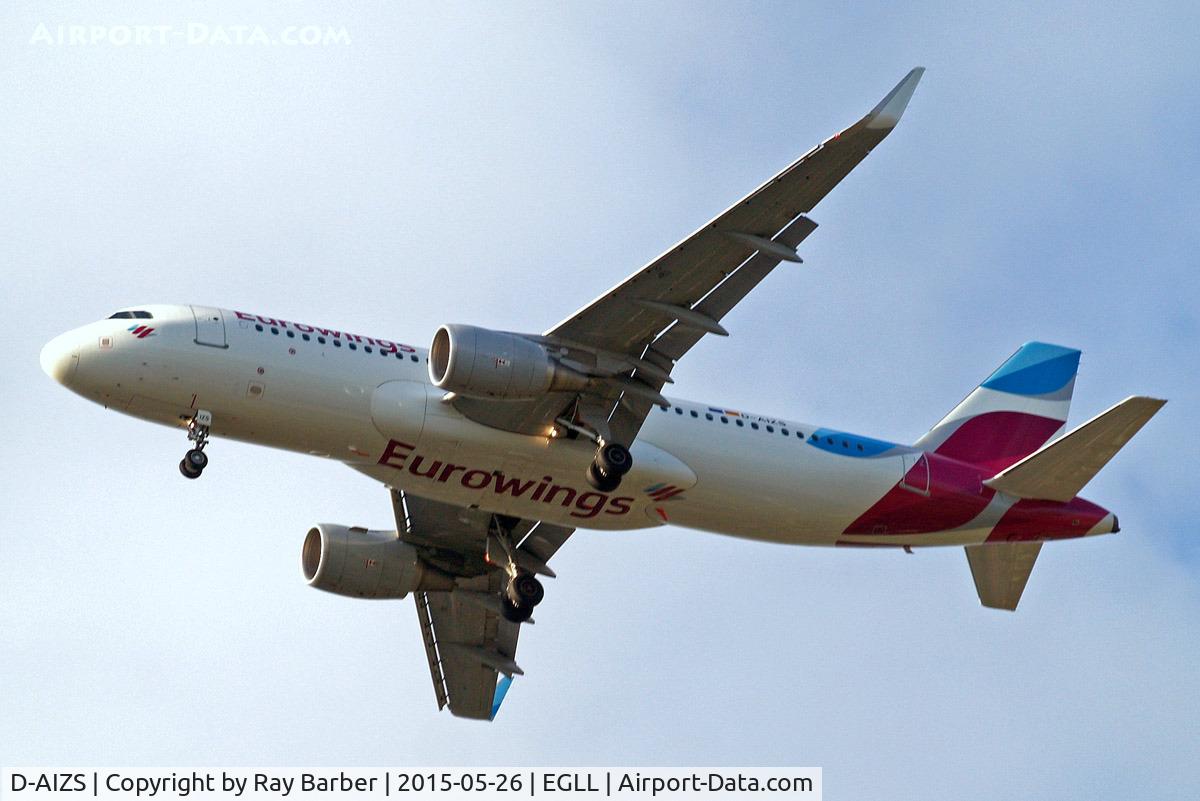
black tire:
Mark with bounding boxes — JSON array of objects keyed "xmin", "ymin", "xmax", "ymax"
[
  {"xmin": 500, "ymin": 599, "xmax": 533, "ymax": 623},
  {"xmin": 185, "ymin": 448, "xmax": 208, "ymax": 470},
  {"xmin": 179, "ymin": 458, "xmax": 202, "ymax": 479},
  {"xmin": 599, "ymin": 442, "xmax": 633, "ymax": 475},
  {"xmin": 512, "ymin": 573, "xmax": 545, "ymax": 607},
  {"xmin": 586, "ymin": 461, "xmax": 621, "ymax": 492}
]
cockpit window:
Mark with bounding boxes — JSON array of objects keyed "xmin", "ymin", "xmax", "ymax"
[{"xmin": 108, "ymin": 310, "xmax": 153, "ymax": 319}]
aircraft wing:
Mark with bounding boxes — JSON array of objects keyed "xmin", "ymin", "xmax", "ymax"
[
  {"xmin": 392, "ymin": 490, "xmax": 573, "ymax": 719},
  {"xmin": 451, "ymin": 67, "xmax": 924, "ymax": 443}
]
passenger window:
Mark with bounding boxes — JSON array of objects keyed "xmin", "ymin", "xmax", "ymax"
[
  {"xmin": 675, "ymin": 407, "xmax": 683, "ymax": 415},
  {"xmin": 349, "ymin": 343, "xmax": 357, "ymax": 350},
  {"xmin": 302, "ymin": 333, "xmax": 310, "ymax": 341},
  {"xmin": 333, "ymin": 340, "xmax": 342, "ymax": 347},
  {"xmin": 690, "ymin": 410, "xmax": 698, "ymax": 418},
  {"xmin": 782, "ymin": 428, "xmax": 789, "ymax": 436},
  {"xmin": 705, "ymin": 413, "xmax": 713, "ymax": 421},
  {"xmin": 255, "ymin": 324, "xmax": 263, "ymax": 332},
  {"xmin": 270, "ymin": 327, "xmax": 279, "ymax": 335},
  {"xmin": 751, "ymin": 422, "xmax": 759, "ymax": 430},
  {"xmin": 735, "ymin": 419, "xmax": 744, "ymax": 427},
  {"xmin": 411, "ymin": 354, "xmax": 419, "ymax": 363},
  {"xmin": 318, "ymin": 336, "xmax": 326, "ymax": 344},
  {"xmin": 720, "ymin": 417, "xmax": 729, "ymax": 424},
  {"xmin": 286, "ymin": 330, "xmax": 295, "ymax": 338}
]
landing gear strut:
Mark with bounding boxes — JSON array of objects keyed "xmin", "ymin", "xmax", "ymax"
[
  {"xmin": 179, "ymin": 409, "xmax": 212, "ymax": 480},
  {"xmin": 586, "ymin": 442, "xmax": 633, "ymax": 492}
]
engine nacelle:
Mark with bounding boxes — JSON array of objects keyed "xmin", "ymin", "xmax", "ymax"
[
  {"xmin": 302, "ymin": 524, "xmax": 455, "ymax": 599},
  {"xmin": 429, "ymin": 324, "xmax": 589, "ymax": 400}
]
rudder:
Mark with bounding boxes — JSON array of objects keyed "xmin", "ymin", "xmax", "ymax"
[{"xmin": 915, "ymin": 342, "xmax": 1080, "ymax": 473}]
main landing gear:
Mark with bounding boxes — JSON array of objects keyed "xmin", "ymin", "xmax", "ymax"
[
  {"xmin": 179, "ymin": 409, "xmax": 213, "ymax": 480},
  {"xmin": 489, "ymin": 516, "xmax": 547, "ymax": 624},
  {"xmin": 502, "ymin": 572, "xmax": 545, "ymax": 623},
  {"xmin": 553, "ymin": 411, "xmax": 635, "ymax": 492},
  {"xmin": 586, "ymin": 441, "xmax": 633, "ymax": 492}
]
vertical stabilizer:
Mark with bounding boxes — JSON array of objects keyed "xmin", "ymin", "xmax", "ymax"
[{"xmin": 915, "ymin": 342, "xmax": 1080, "ymax": 472}]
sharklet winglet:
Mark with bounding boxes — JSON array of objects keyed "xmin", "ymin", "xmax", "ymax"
[{"xmin": 866, "ymin": 67, "xmax": 925, "ymax": 130}]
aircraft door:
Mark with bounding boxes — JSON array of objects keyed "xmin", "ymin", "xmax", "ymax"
[
  {"xmin": 900, "ymin": 452, "xmax": 930, "ymax": 495},
  {"xmin": 191, "ymin": 306, "xmax": 227, "ymax": 348}
]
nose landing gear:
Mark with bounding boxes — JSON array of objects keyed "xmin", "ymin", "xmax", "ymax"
[{"xmin": 179, "ymin": 410, "xmax": 213, "ymax": 480}]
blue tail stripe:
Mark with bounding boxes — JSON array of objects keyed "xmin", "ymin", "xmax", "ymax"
[{"xmin": 981, "ymin": 342, "xmax": 1080, "ymax": 396}]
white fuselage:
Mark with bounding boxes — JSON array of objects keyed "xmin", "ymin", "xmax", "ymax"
[{"xmin": 40, "ymin": 304, "xmax": 1081, "ymax": 547}]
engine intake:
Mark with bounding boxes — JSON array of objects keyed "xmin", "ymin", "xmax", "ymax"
[
  {"xmin": 429, "ymin": 324, "xmax": 589, "ymax": 400},
  {"xmin": 302, "ymin": 524, "xmax": 454, "ymax": 599}
]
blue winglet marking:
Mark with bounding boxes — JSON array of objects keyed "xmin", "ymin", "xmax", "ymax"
[{"xmin": 490, "ymin": 675, "xmax": 513, "ymax": 721}]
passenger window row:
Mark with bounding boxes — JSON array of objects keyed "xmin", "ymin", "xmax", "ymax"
[
  {"xmin": 661, "ymin": 404, "xmax": 805, "ymax": 440},
  {"xmin": 252, "ymin": 323, "xmax": 422, "ymax": 363},
  {"xmin": 660, "ymin": 404, "xmax": 869, "ymax": 450}
]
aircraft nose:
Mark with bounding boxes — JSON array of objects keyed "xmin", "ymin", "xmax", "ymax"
[{"xmin": 40, "ymin": 331, "xmax": 80, "ymax": 385}]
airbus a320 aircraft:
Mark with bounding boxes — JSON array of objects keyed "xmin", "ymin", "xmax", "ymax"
[{"xmin": 41, "ymin": 69, "xmax": 1164, "ymax": 720}]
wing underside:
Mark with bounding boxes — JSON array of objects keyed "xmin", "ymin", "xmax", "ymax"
[{"xmin": 394, "ymin": 490, "xmax": 573, "ymax": 719}]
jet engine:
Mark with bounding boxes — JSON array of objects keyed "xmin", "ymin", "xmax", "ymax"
[
  {"xmin": 429, "ymin": 324, "xmax": 589, "ymax": 400},
  {"xmin": 302, "ymin": 524, "xmax": 454, "ymax": 599}
]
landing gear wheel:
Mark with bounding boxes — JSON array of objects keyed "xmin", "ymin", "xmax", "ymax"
[
  {"xmin": 179, "ymin": 458, "xmax": 202, "ymax": 479},
  {"xmin": 599, "ymin": 443, "xmax": 633, "ymax": 476},
  {"xmin": 586, "ymin": 442, "xmax": 633, "ymax": 490},
  {"xmin": 184, "ymin": 448, "xmax": 208, "ymax": 471},
  {"xmin": 508, "ymin": 573, "xmax": 545, "ymax": 608},
  {"xmin": 586, "ymin": 461, "xmax": 622, "ymax": 492},
  {"xmin": 500, "ymin": 599, "xmax": 534, "ymax": 623}
]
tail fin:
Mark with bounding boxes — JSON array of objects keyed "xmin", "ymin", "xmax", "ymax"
[{"xmin": 915, "ymin": 342, "xmax": 1081, "ymax": 472}]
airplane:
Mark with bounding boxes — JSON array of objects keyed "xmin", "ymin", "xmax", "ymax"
[{"xmin": 40, "ymin": 68, "xmax": 1164, "ymax": 720}]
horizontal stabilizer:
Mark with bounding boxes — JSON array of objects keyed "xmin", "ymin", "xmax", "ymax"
[
  {"xmin": 983, "ymin": 396, "xmax": 1166, "ymax": 502},
  {"xmin": 965, "ymin": 542, "xmax": 1042, "ymax": 611}
]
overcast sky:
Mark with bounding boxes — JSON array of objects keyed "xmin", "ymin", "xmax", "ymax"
[{"xmin": 2, "ymin": 2, "xmax": 1197, "ymax": 798}]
